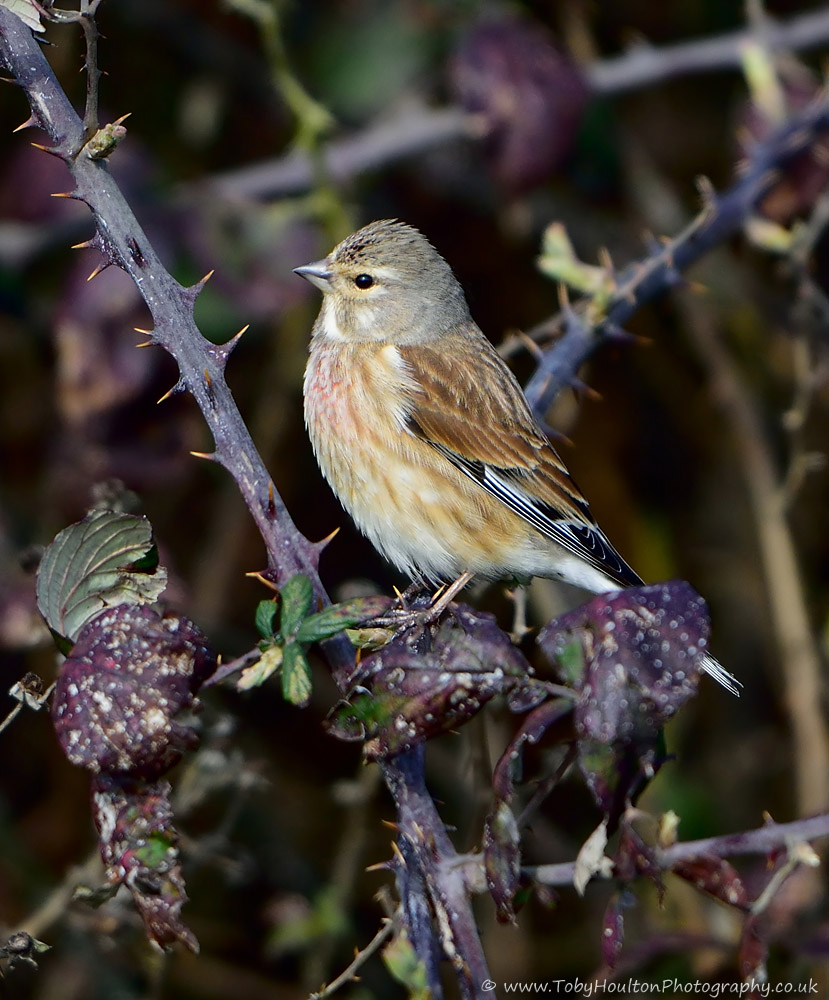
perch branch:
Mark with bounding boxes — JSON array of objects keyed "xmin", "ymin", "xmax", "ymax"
[{"xmin": 0, "ymin": 9, "xmax": 490, "ymax": 993}]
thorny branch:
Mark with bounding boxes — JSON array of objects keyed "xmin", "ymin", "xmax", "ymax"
[
  {"xmin": 521, "ymin": 94, "xmax": 829, "ymax": 417},
  {"xmin": 0, "ymin": 7, "xmax": 491, "ymax": 996},
  {"xmin": 529, "ymin": 812, "xmax": 829, "ymax": 888}
]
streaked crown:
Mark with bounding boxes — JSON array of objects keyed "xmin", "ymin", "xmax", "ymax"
[{"xmin": 296, "ymin": 219, "xmax": 472, "ymax": 344}]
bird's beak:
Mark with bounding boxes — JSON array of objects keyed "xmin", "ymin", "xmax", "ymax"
[{"xmin": 293, "ymin": 259, "xmax": 332, "ymax": 292}]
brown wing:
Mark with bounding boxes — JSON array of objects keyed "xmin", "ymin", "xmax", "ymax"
[
  {"xmin": 398, "ymin": 332, "xmax": 590, "ymax": 521},
  {"xmin": 397, "ymin": 330, "xmax": 643, "ymax": 588}
]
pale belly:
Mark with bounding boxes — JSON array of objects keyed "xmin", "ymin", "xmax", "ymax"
[{"xmin": 303, "ymin": 339, "xmax": 610, "ymax": 588}]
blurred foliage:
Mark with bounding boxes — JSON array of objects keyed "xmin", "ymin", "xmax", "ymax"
[{"xmin": 1, "ymin": 0, "xmax": 829, "ymax": 997}]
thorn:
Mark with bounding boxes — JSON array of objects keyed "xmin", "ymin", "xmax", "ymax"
[
  {"xmin": 50, "ymin": 191, "xmax": 77, "ymax": 199},
  {"xmin": 204, "ymin": 369, "xmax": 212, "ymax": 389},
  {"xmin": 13, "ymin": 116, "xmax": 38, "ymax": 132},
  {"xmin": 70, "ymin": 238, "xmax": 96, "ymax": 250},
  {"xmin": 215, "ymin": 324, "xmax": 249, "ymax": 364},
  {"xmin": 365, "ymin": 860, "xmax": 392, "ymax": 873},
  {"xmin": 188, "ymin": 269, "xmax": 215, "ymax": 297},
  {"xmin": 313, "ymin": 526, "xmax": 340, "ymax": 553},
  {"xmin": 267, "ymin": 481, "xmax": 275, "ymax": 516},
  {"xmin": 570, "ymin": 376, "xmax": 601, "ymax": 402},
  {"xmin": 135, "ymin": 339, "xmax": 154, "ymax": 348},
  {"xmin": 597, "ymin": 246, "xmax": 615, "ymax": 275},
  {"xmin": 390, "ymin": 840, "xmax": 406, "ymax": 866},
  {"xmin": 245, "ymin": 571, "xmax": 280, "ymax": 593},
  {"xmin": 696, "ymin": 175, "xmax": 718, "ymax": 215},
  {"xmin": 412, "ymin": 821, "xmax": 425, "ymax": 842},
  {"xmin": 87, "ymin": 261, "xmax": 111, "ymax": 281},
  {"xmin": 157, "ymin": 378, "xmax": 185, "ymax": 404},
  {"xmin": 189, "ymin": 450, "xmax": 218, "ymax": 461},
  {"xmin": 112, "ymin": 112, "xmax": 132, "ymax": 127},
  {"xmin": 603, "ymin": 323, "xmax": 646, "ymax": 347},
  {"xmin": 516, "ymin": 329, "xmax": 544, "ymax": 362},
  {"xmin": 381, "ymin": 819, "xmax": 399, "ymax": 832}
]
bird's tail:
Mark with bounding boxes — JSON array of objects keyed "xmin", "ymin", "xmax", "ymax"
[{"xmin": 700, "ymin": 653, "xmax": 741, "ymax": 696}]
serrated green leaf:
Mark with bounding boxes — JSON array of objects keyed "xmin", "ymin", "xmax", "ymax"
[
  {"xmin": 281, "ymin": 641, "xmax": 312, "ymax": 707},
  {"xmin": 279, "ymin": 574, "xmax": 313, "ymax": 638},
  {"xmin": 255, "ymin": 599, "xmax": 278, "ymax": 639},
  {"xmin": 237, "ymin": 645, "xmax": 283, "ymax": 690},
  {"xmin": 295, "ymin": 605, "xmax": 367, "ymax": 644},
  {"xmin": 0, "ymin": 0, "xmax": 45, "ymax": 32},
  {"xmin": 36, "ymin": 511, "xmax": 168, "ymax": 642},
  {"xmin": 296, "ymin": 594, "xmax": 396, "ymax": 645}
]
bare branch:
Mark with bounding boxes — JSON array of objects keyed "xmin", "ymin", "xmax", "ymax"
[{"xmin": 528, "ymin": 812, "xmax": 829, "ymax": 888}]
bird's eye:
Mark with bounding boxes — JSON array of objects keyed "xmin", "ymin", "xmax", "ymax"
[{"xmin": 353, "ymin": 274, "xmax": 374, "ymax": 289}]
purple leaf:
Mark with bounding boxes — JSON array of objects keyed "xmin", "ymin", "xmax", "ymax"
[
  {"xmin": 483, "ymin": 800, "xmax": 522, "ymax": 924},
  {"xmin": 91, "ymin": 773, "xmax": 198, "ymax": 953},
  {"xmin": 671, "ymin": 855, "xmax": 750, "ymax": 910},
  {"xmin": 538, "ymin": 583, "xmax": 707, "ymax": 819},
  {"xmin": 327, "ymin": 604, "xmax": 532, "ymax": 759},
  {"xmin": 450, "ymin": 14, "xmax": 589, "ymax": 190},
  {"xmin": 52, "ymin": 605, "xmax": 216, "ymax": 777}
]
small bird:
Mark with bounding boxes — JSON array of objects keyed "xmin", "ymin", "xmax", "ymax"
[{"xmin": 296, "ymin": 219, "xmax": 738, "ymax": 694}]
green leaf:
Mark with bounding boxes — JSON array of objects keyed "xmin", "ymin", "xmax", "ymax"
[
  {"xmin": 279, "ymin": 575, "xmax": 314, "ymax": 638},
  {"xmin": 281, "ymin": 641, "xmax": 312, "ymax": 707},
  {"xmin": 295, "ymin": 604, "xmax": 370, "ymax": 644},
  {"xmin": 295, "ymin": 594, "xmax": 396, "ymax": 645},
  {"xmin": 255, "ymin": 599, "xmax": 279, "ymax": 639},
  {"xmin": 36, "ymin": 510, "xmax": 168, "ymax": 642}
]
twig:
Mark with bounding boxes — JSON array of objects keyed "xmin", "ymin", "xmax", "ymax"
[
  {"xmin": 310, "ymin": 916, "xmax": 395, "ymax": 1000},
  {"xmin": 200, "ymin": 105, "xmax": 478, "ymax": 202},
  {"xmin": 522, "ymin": 93, "xmax": 829, "ymax": 417},
  {"xmin": 195, "ymin": 8, "xmax": 829, "ymax": 203},
  {"xmin": 528, "ymin": 812, "xmax": 829, "ymax": 887},
  {"xmin": 586, "ymin": 7, "xmax": 829, "ymax": 96}
]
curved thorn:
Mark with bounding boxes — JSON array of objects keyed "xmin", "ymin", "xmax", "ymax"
[
  {"xmin": 87, "ymin": 261, "xmax": 110, "ymax": 281},
  {"xmin": 189, "ymin": 449, "xmax": 217, "ymax": 461},
  {"xmin": 157, "ymin": 379, "xmax": 185, "ymax": 404},
  {"xmin": 245, "ymin": 571, "xmax": 280, "ymax": 593},
  {"xmin": 314, "ymin": 526, "xmax": 340, "ymax": 553}
]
